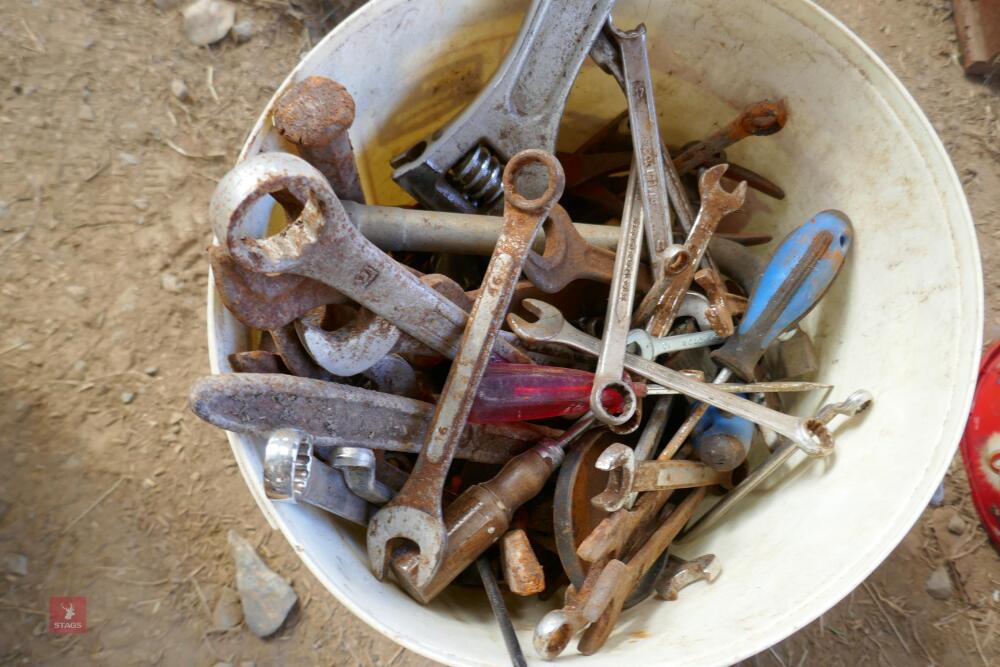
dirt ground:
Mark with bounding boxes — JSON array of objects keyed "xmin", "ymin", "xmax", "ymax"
[{"xmin": 0, "ymin": 1, "xmax": 997, "ymax": 665}]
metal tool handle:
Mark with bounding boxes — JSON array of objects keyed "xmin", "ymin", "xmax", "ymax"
[
  {"xmin": 509, "ymin": 300, "xmax": 835, "ymax": 454},
  {"xmin": 590, "ymin": 166, "xmax": 644, "ymax": 425},
  {"xmin": 391, "ymin": 0, "xmax": 614, "ymax": 211},
  {"xmin": 366, "ymin": 153, "xmax": 564, "ymax": 587},
  {"xmin": 681, "ymin": 390, "xmax": 873, "ymax": 543},
  {"xmin": 422, "ymin": 151, "xmax": 564, "ymax": 463},
  {"xmin": 609, "ymin": 21, "xmax": 674, "ymax": 277},
  {"xmin": 713, "ymin": 210, "xmax": 854, "ymax": 380}
]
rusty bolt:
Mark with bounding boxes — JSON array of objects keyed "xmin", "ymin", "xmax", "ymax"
[{"xmin": 272, "ymin": 76, "xmax": 365, "ymax": 203}]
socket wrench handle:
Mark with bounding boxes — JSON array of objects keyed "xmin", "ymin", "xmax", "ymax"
[{"xmin": 712, "ymin": 210, "xmax": 854, "ymax": 380}]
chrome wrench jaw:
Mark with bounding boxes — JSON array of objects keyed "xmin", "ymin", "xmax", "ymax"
[
  {"xmin": 331, "ymin": 447, "xmax": 394, "ymax": 505},
  {"xmin": 591, "ymin": 443, "xmax": 636, "ymax": 513},
  {"xmin": 296, "ymin": 309, "xmax": 401, "ymax": 377}
]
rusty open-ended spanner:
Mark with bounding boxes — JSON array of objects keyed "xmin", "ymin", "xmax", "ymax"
[
  {"xmin": 592, "ymin": 444, "xmax": 731, "ymax": 512},
  {"xmin": 209, "ymin": 152, "xmax": 528, "ymax": 364},
  {"xmin": 391, "ymin": 0, "xmax": 614, "ymax": 213},
  {"xmin": 633, "ymin": 165, "xmax": 746, "ymax": 333},
  {"xmin": 523, "ymin": 203, "xmax": 654, "ymax": 294},
  {"xmin": 367, "ymin": 151, "xmax": 565, "ymax": 587}
]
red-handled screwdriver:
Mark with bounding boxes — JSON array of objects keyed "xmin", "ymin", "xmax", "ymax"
[{"xmin": 467, "ymin": 364, "xmax": 828, "ymax": 424}]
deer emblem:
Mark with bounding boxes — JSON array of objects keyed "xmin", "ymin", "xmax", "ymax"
[{"xmin": 61, "ymin": 602, "xmax": 75, "ymax": 621}]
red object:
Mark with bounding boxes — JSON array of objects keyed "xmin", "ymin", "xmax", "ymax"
[
  {"xmin": 468, "ymin": 364, "xmax": 645, "ymax": 424},
  {"xmin": 960, "ymin": 339, "xmax": 1000, "ymax": 551},
  {"xmin": 49, "ymin": 596, "xmax": 87, "ymax": 634}
]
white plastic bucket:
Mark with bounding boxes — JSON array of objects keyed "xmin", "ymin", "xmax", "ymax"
[{"xmin": 205, "ymin": 1, "xmax": 983, "ymax": 664}]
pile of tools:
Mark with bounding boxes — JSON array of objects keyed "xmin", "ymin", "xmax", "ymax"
[{"xmin": 191, "ymin": 2, "xmax": 874, "ymax": 662}]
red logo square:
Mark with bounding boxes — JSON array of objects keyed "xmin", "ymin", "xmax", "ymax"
[{"xmin": 49, "ymin": 597, "xmax": 87, "ymax": 634}]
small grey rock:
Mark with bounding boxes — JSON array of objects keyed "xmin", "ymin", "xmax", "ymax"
[
  {"xmin": 154, "ymin": 0, "xmax": 181, "ymax": 10},
  {"xmin": 947, "ymin": 514, "xmax": 965, "ymax": 535},
  {"xmin": 170, "ymin": 78, "xmax": 191, "ymax": 103},
  {"xmin": 182, "ymin": 0, "xmax": 236, "ymax": 46},
  {"xmin": 161, "ymin": 272, "xmax": 181, "ymax": 293},
  {"xmin": 144, "ymin": 366, "xmax": 159, "ymax": 377},
  {"xmin": 926, "ymin": 565, "xmax": 952, "ymax": 600},
  {"xmin": 231, "ymin": 19, "xmax": 253, "ymax": 44},
  {"xmin": 120, "ymin": 391, "xmax": 136, "ymax": 405},
  {"xmin": 118, "ymin": 152, "xmax": 141, "ymax": 167},
  {"xmin": 213, "ymin": 586, "xmax": 243, "ymax": 629},
  {"xmin": 929, "ymin": 482, "xmax": 945, "ymax": 507},
  {"xmin": 4, "ymin": 553, "xmax": 28, "ymax": 577},
  {"xmin": 228, "ymin": 530, "xmax": 297, "ymax": 637}
]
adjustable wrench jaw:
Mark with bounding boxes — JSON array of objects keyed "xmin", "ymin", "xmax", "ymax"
[{"xmin": 390, "ymin": 0, "xmax": 615, "ymax": 213}]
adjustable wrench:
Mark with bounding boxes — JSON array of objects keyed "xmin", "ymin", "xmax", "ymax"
[
  {"xmin": 367, "ymin": 151, "xmax": 565, "ymax": 587},
  {"xmin": 508, "ymin": 300, "xmax": 836, "ymax": 454},
  {"xmin": 210, "ymin": 152, "xmax": 528, "ymax": 364},
  {"xmin": 607, "ymin": 21, "xmax": 675, "ymax": 279},
  {"xmin": 589, "ymin": 166, "xmax": 645, "ymax": 426},
  {"xmin": 633, "ymin": 164, "xmax": 746, "ymax": 333},
  {"xmin": 390, "ymin": 0, "xmax": 614, "ymax": 213}
]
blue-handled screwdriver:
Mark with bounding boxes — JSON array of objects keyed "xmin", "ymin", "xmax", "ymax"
[{"xmin": 692, "ymin": 210, "xmax": 855, "ymax": 470}]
